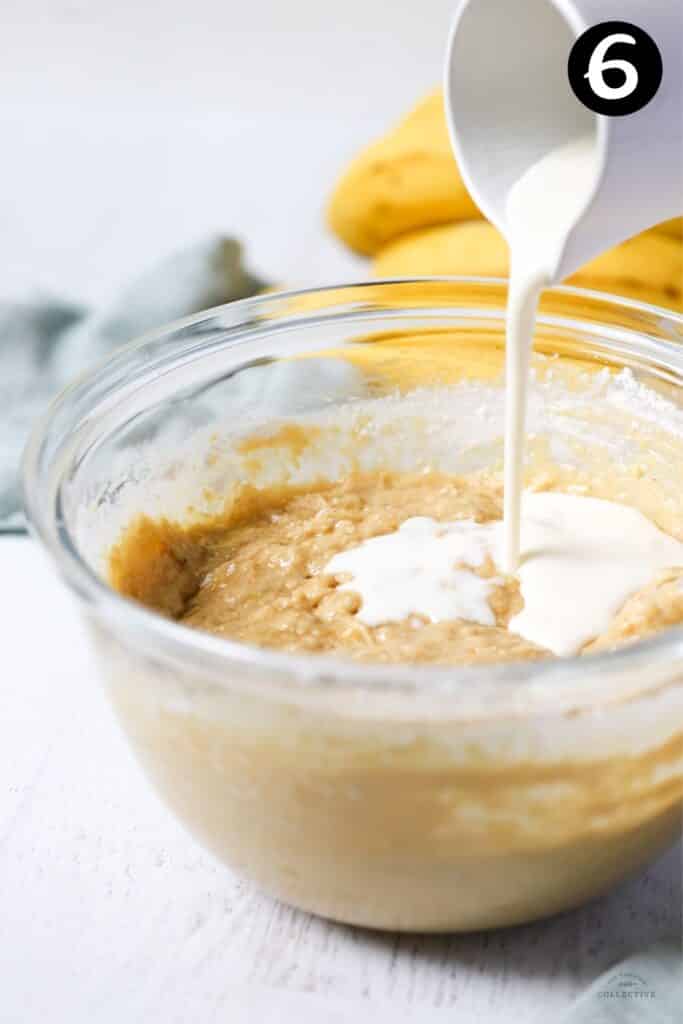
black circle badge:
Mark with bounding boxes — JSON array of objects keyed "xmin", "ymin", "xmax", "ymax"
[{"xmin": 568, "ymin": 21, "xmax": 662, "ymax": 116}]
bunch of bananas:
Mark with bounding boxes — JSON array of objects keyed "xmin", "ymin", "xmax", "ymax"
[{"xmin": 328, "ymin": 91, "xmax": 683, "ymax": 311}]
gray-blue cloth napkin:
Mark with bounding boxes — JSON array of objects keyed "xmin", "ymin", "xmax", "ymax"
[{"xmin": 1, "ymin": 237, "xmax": 263, "ymax": 531}]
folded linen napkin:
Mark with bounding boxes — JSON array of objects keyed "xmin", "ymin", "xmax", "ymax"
[{"xmin": 1, "ymin": 237, "xmax": 263, "ymax": 532}]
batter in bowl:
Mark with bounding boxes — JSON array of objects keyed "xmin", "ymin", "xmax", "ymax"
[
  {"xmin": 103, "ymin": 431, "xmax": 683, "ymax": 932},
  {"xmin": 110, "ymin": 467, "xmax": 683, "ymax": 665},
  {"xmin": 83, "ymin": 313, "xmax": 683, "ymax": 932}
]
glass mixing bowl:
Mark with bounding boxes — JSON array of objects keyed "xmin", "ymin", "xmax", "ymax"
[{"xmin": 23, "ymin": 279, "xmax": 683, "ymax": 932}]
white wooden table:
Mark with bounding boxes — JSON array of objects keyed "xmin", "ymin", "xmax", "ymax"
[{"xmin": 1, "ymin": 5, "xmax": 681, "ymax": 1016}]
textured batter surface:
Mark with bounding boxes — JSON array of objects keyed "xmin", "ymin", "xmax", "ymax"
[{"xmin": 110, "ymin": 470, "xmax": 683, "ymax": 664}]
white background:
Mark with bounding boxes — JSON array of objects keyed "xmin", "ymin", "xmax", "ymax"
[
  {"xmin": 1, "ymin": 0, "xmax": 458, "ymax": 305},
  {"xmin": 1, "ymin": 3, "xmax": 681, "ymax": 1022}
]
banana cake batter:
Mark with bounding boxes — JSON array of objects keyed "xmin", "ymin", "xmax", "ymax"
[{"xmin": 109, "ymin": 469, "xmax": 683, "ymax": 664}]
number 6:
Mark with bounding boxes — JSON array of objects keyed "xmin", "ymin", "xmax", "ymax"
[{"xmin": 584, "ymin": 33, "xmax": 639, "ymax": 101}]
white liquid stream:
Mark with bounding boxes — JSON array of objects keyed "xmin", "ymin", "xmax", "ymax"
[
  {"xmin": 323, "ymin": 136, "xmax": 683, "ymax": 655},
  {"xmin": 503, "ymin": 135, "xmax": 598, "ymax": 572}
]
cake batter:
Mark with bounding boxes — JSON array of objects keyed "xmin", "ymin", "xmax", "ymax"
[{"xmin": 110, "ymin": 469, "xmax": 683, "ymax": 664}]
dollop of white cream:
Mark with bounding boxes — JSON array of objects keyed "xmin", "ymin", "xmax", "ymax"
[
  {"xmin": 324, "ymin": 493, "xmax": 683, "ymax": 656},
  {"xmin": 326, "ymin": 517, "xmax": 500, "ymax": 628}
]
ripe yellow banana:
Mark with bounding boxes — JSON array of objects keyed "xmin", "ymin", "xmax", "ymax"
[
  {"xmin": 653, "ymin": 217, "xmax": 683, "ymax": 241},
  {"xmin": 327, "ymin": 91, "xmax": 480, "ymax": 256},
  {"xmin": 329, "ymin": 87, "xmax": 682, "ymax": 267},
  {"xmin": 374, "ymin": 221, "xmax": 683, "ymax": 311}
]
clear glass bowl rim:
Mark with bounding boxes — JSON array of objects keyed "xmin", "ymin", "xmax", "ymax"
[{"xmin": 22, "ymin": 276, "xmax": 683, "ymax": 698}]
